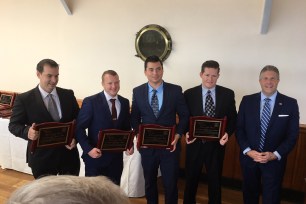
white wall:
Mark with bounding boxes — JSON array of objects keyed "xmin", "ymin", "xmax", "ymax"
[{"xmin": 1, "ymin": 0, "xmax": 305, "ymax": 123}]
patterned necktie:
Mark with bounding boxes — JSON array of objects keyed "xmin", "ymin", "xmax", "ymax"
[
  {"xmin": 48, "ymin": 94, "xmax": 60, "ymax": 122},
  {"xmin": 259, "ymin": 98, "xmax": 271, "ymax": 152},
  {"xmin": 205, "ymin": 90, "xmax": 215, "ymax": 117},
  {"xmin": 110, "ymin": 99, "xmax": 117, "ymax": 121},
  {"xmin": 151, "ymin": 89, "xmax": 159, "ymax": 118}
]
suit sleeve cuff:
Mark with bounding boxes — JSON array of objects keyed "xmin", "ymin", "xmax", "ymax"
[
  {"xmin": 243, "ymin": 147, "xmax": 251, "ymax": 155},
  {"xmin": 273, "ymin": 151, "xmax": 281, "ymax": 160}
]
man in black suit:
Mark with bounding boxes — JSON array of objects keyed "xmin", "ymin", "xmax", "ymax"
[
  {"xmin": 183, "ymin": 60, "xmax": 237, "ymax": 204},
  {"xmin": 131, "ymin": 55, "xmax": 189, "ymax": 204},
  {"xmin": 9, "ymin": 59, "xmax": 80, "ymax": 179},
  {"xmin": 236, "ymin": 65, "xmax": 299, "ymax": 204}
]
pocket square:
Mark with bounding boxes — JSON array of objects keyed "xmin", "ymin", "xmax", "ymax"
[{"xmin": 278, "ymin": 114, "xmax": 289, "ymax": 117}]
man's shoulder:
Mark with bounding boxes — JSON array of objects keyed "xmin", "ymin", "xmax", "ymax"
[
  {"xmin": 163, "ymin": 82, "xmax": 183, "ymax": 91},
  {"xmin": 184, "ymin": 85, "xmax": 201, "ymax": 94},
  {"xmin": 133, "ymin": 83, "xmax": 147, "ymax": 91},
  {"xmin": 17, "ymin": 87, "xmax": 37, "ymax": 99},
  {"xmin": 56, "ymin": 87, "xmax": 74, "ymax": 94},
  {"xmin": 216, "ymin": 85, "xmax": 235, "ymax": 94},
  {"xmin": 118, "ymin": 94, "xmax": 129, "ymax": 102},
  {"xmin": 277, "ymin": 92, "xmax": 297, "ymax": 103},
  {"xmin": 83, "ymin": 92, "xmax": 102, "ymax": 102}
]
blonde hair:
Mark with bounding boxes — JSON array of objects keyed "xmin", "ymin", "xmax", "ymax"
[{"xmin": 6, "ymin": 175, "xmax": 130, "ymax": 204}]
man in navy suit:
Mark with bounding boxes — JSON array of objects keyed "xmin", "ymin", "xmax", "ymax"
[
  {"xmin": 183, "ymin": 60, "xmax": 237, "ymax": 204},
  {"xmin": 9, "ymin": 59, "xmax": 80, "ymax": 179},
  {"xmin": 236, "ymin": 65, "xmax": 299, "ymax": 204},
  {"xmin": 76, "ymin": 70, "xmax": 132, "ymax": 185},
  {"xmin": 131, "ymin": 55, "xmax": 189, "ymax": 204}
]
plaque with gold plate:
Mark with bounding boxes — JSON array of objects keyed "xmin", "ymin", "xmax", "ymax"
[
  {"xmin": 97, "ymin": 129, "xmax": 134, "ymax": 152},
  {"xmin": 137, "ymin": 124, "xmax": 175, "ymax": 150},
  {"xmin": 0, "ymin": 91, "xmax": 17, "ymax": 118},
  {"xmin": 188, "ymin": 116, "xmax": 227, "ymax": 142},
  {"xmin": 30, "ymin": 120, "xmax": 76, "ymax": 153}
]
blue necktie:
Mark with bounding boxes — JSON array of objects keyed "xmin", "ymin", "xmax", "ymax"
[
  {"xmin": 205, "ymin": 90, "xmax": 215, "ymax": 117},
  {"xmin": 259, "ymin": 98, "xmax": 271, "ymax": 152},
  {"xmin": 151, "ymin": 89, "xmax": 159, "ymax": 118}
]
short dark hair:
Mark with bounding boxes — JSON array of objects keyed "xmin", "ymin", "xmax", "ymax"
[
  {"xmin": 259, "ymin": 65, "xmax": 280, "ymax": 80},
  {"xmin": 102, "ymin": 70, "xmax": 118, "ymax": 82},
  {"xmin": 144, "ymin": 55, "xmax": 163, "ymax": 70},
  {"xmin": 36, "ymin": 59, "xmax": 59, "ymax": 73},
  {"xmin": 201, "ymin": 60, "xmax": 220, "ymax": 73}
]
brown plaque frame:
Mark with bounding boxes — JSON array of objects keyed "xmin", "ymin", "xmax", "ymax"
[
  {"xmin": 97, "ymin": 129, "xmax": 134, "ymax": 152},
  {"xmin": 188, "ymin": 116, "xmax": 227, "ymax": 141},
  {"xmin": 0, "ymin": 91, "xmax": 16, "ymax": 108},
  {"xmin": 137, "ymin": 124, "xmax": 175, "ymax": 150},
  {"xmin": 31, "ymin": 120, "xmax": 75, "ymax": 153}
]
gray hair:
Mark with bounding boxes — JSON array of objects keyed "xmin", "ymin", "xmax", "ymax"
[
  {"xmin": 6, "ymin": 175, "xmax": 130, "ymax": 204},
  {"xmin": 259, "ymin": 65, "xmax": 280, "ymax": 80}
]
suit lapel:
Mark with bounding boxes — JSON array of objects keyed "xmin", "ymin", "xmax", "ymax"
[
  {"xmin": 267, "ymin": 93, "xmax": 283, "ymax": 130},
  {"xmin": 215, "ymin": 86, "xmax": 221, "ymax": 117},
  {"xmin": 100, "ymin": 91, "xmax": 112, "ymax": 119},
  {"xmin": 34, "ymin": 86, "xmax": 53, "ymax": 120},
  {"xmin": 194, "ymin": 85, "xmax": 204, "ymax": 116}
]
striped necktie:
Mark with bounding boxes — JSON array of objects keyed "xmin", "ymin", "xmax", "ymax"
[{"xmin": 259, "ymin": 98, "xmax": 271, "ymax": 152}]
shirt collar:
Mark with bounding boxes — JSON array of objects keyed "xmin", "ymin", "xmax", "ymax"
[
  {"xmin": 38, "ymin": 85, "xmax": 57, "ymax": 99},
  {"xmin": 103, "ymin": 91, "xmax": 118, "ymax": 101},
  {"xmin": 201, "ymin": 85, "xmax": 216, "ymax": 95},
  {"xmin": 148, "ymin": 82, "xmax": 164, "ymax": 93},
  {"xmin": 261, "ymin": 91, "xmax": 277, "ymax": 102}
]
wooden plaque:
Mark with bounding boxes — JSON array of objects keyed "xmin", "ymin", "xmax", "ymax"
[
  {"xmin": 97, "ymin": 129, "xmax": 134, "ymax": 152},
  {"xmin": 188, "ymin": 116, "xmax": 227, "ymax": 141},
  {"xmin": 137, "ymin": 124, "xmax": 175, "ymax": 150},
  {"xmin": 31, "ymin": 120, "xmax": 75, "ymax": 153}
]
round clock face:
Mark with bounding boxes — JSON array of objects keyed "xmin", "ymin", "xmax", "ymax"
[{"xmin": 135, "ymin": 24, "xmax": 172, "ymax": 62}]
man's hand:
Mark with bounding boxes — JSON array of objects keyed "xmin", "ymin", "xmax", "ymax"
[
  {"xmin": 246, "ymin": 150, "xmax": 277, "ymax": 163},
  {"xmin": 219, "ymin": 132, "xmax": 229, "ymax": 146},
  {"xmin": 170, "ymin": 134, "xmax": 181, "ymax": 152},
  {"xmin": 65, "ymin": 138, "xmax": 76, "ymax": 150},
  {"xmin": 88, "ymin": 148, "xmax": 102, "ymax": 158},
  {"xmin": 27, "ymin": 123, "xmax": 38, "ymax": 141},
  {"xmin": 185, "ymin": 132, "xmax": 196, "ymax": 144},
  {"xmin": 125, "ymin": 146, "xmax": 134, "ymax": 155}
]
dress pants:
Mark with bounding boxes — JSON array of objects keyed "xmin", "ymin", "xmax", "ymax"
[{"xmin": 184, "ymin": 141, "xmax": 225, "ymax": 204}]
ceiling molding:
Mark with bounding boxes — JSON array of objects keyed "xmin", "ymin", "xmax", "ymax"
[
  {"xmin": 60, "ymin": 0, "xmax": 72, "ymax": 15},
  {"xmin": 260, "ymin": 0, "xmax": 272, "ymax": 34}
]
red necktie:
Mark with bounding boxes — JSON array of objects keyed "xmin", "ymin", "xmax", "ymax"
[{"xmin": 110, "ymin": 99, "xmax": 117, "ymax": 121}]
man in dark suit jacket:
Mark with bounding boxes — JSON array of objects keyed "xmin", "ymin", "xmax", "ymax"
[
  {"xmin": 236, "ymin": 65, "xmax": 299, "ymax": 204},
  {"xmin": 131, "ymin": 55, "xmax": 189, "ymax": 204},
  {"xmin": 183, "ymin": 60, "xmax": 237, "ymax": 204},
  {"xmin": 76, "ymin": 70, "xmax": 132, "ymax": 185},
  {"xmin": 9, "ymin": 59, "xmax": 80, "ymax": 179}
]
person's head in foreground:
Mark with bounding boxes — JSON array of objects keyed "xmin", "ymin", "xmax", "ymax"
[{"xmin": 6, "ymin": 175, "xmax": 130, "ymax": 204}]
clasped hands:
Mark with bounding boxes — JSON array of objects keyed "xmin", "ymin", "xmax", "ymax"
[{"xmin": 246, "ymin": 150, "xmax": 277, "ymax": 163}]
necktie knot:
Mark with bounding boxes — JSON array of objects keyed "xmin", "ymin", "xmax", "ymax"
[
  {"xmin": 110, "ymin": 99, "xmax": 117, "ymax": 120},
  {"xmin": 265, "ymin": 98, "xmax": 271, "ymax": 103}
]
